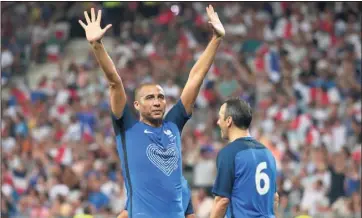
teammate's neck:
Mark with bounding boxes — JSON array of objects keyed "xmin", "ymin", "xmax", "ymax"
[
  {"xmin": 140, "ymin": 117, "xmax": 162, "ymax": 127},
  {"xmin": 228, "ymin": 128, "xmax": 250, "ymax": 143}
]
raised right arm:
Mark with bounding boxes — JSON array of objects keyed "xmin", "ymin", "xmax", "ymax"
[
  {"xmin": 79, "ymin": 8, "xmax": 126, "ymax": 118},
  {"xmin": 91, "ymin": 41, "xmax": 127, "ymax": 118}
]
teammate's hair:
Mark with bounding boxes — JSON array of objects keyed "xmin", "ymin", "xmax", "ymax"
[{"xmin": 224, "ymin": 97, "xmax": 252, "ymax": 130}]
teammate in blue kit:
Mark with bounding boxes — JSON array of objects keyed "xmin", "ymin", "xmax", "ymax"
[
  {"xmin": 79, "ymin": 5, "xmax": 225, "ymax": 218},
  {"xmin": 118, "ymin": 177, "xmax": 195, "ymax": 218},
  {"xmin": 210, "ymin": 98, "xmax": 279, "ymax": 218}
]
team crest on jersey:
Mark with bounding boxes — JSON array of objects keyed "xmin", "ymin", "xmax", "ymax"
[
  {"xmin": 163, "ymin": 129, "xmax": 172, "ymax": 135},
  {"xmin": 146, "ymin": 143, "xmax": 179, "ymax": 176},
  {"xmin": 163, "ymin": 129, "xmax": 176, "ymax": 143}
]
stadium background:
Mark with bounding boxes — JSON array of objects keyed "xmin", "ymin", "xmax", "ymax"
[{"xmin": 1, "ymin": 2, "xmax": 361, "ymax": 218}]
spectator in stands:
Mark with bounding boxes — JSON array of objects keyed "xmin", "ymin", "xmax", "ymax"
[{"xmin": 31, "ymin": 20, "xmax": 51, "ymax": 64}]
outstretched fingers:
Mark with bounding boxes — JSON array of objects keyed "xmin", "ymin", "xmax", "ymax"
[
  {"xmin": 206, "ymin": 5, "xmax": 211, "ymax": 18},
  {"xmin": 81, "ymin": 9, "xmax": 102, "ymax": 28},
  {"xmin": 84, "ymin": 11, "xmax": 91, "ymax": 24},
  {"xmin": 206, "ymin": 5, "xmax": 216, "ymax": 21},
  {"xmin": 91, "ymin": 8, "xmax": 96, "ymax": 22},
  {"xmin": 209, "ymin": 4, "xmax": 214, "ymax": 14},
  {"xmin": 96, "ymin": 10, "xmax": 102, "ymax": 24},
  {"xmin": 205, "ymin": 5, "xmax": 225, "ymax": 37},
  {"xmin": 102, "ymin": 24, "xmax": 112, "ymax": 34},
  {"xmin": 79, "ymin": 20, "xmax": 87, "ymax": 29}
]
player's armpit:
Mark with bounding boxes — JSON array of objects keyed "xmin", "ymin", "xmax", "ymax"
[{"xmin": 209, "ymin": 196, "xmax": 229, "ymax": 218}]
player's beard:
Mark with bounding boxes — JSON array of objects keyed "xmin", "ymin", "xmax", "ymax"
[{"xmin": 143, "ymin": 111, "xmax": 164, "ymax": 126}]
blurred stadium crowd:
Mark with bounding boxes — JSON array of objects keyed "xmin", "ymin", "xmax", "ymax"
[{"xmin": 1, "ymin": 2, "xmax": 361, "ymax": 218}]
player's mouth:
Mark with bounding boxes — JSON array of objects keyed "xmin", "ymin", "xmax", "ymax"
[{"xmin": 152, "ymin": 110, "xmax": 163, "ymax": 114}]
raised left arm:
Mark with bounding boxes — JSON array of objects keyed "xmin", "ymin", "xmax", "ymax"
[{"xmin": 180, "ymin": 5, "xmax": 225, "ymax": 114}]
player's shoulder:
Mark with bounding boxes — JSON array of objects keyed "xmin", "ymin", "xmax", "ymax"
[
  {"xmin": 219, "ymin": 137, "xmax": 266, "ymax": 157},
  {"xmin": 222, "ymin": 137, "xmax": 256, "ymax": 152},
  {"xmin": 217, "ymin": 139, "xmax": 246, "ymax": 160},
  {"xmin": 115, "ymin": 119, "xmax": 144, "ymax": 135},
  {"xmin": 162, "ymin": 120, "xmax": 182, "ymax": 132},
  {"xmin": 111, "ymin": 103, "xmax": 139, "ymax": 131}
]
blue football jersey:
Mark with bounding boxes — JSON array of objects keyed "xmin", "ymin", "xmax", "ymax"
[
  {"xmin": 112, "ymin": 100, "xmax": 191, "ymax": 218},
  {"xmin": 124, "ymin": 176, "xmax": 194, "ymax": 215},
  {"xmin": 182, "ymin": 177, "xmax": 194, "ymax": 215},
  {"xmin": 212, "ymin": 137, "xmax": 277, "ymax": 218}
]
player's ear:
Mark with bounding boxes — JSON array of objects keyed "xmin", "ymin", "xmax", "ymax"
[{"xmin": 134, "ymin": 101, "xmax": 140, "ymax": 111}]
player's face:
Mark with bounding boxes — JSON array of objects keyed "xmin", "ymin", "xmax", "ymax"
[
  {"xmin": 217, "ymin": 104, "xmax": 229, "ymax": 140},
  {"xmin": 134, "ymin": 85, "xmax": 166, "ymax": 122}
]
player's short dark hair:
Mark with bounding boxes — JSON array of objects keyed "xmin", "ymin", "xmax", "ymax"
[
  {"xmin": 134, "ymin": 83, "xmax": 160, "ymax": 100},
  {"xmin": 224, "ymin": 97, "xmax": 252, "ymax": 130}
]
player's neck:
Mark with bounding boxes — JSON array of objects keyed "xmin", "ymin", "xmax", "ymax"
[
  {"xmin": 228, "ymin": 128, "xmax": 250, "ymax": 143},
  {"xmin": 140, "ymin": 117, "xmax": 162, "ymax": 127}
]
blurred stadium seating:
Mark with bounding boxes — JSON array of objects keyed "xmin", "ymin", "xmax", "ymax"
[{"xmin": 1, "ymin": 2, "xmax": 361, "ymax": 218}]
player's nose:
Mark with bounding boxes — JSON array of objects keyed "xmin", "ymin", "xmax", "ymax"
[{"xmin": 152, "ymin": 100, "xmax": 161, "ymax": 107}]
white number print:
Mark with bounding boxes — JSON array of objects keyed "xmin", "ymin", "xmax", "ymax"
[{"xmin": 255, "ymin": 162, "xmax": 270, "ymax": 195}]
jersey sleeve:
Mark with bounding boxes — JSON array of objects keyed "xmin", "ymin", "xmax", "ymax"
[
  {"xmin": 164, "ymin": 99, "xmax": 192, "ymax": 132},
  {"xmin": 182, "ymin": 181, "xmax": 194, "ymax": 215},
  {"xmin": 111, "ymin": 103, "xmax": 137, "ymax": 133},
  {"xmin": 212, "ymin": 149, "xmax": 235, "ymax": 199},
  {"xmin": 124, "ymin": 198, "xmax": 129, "ymax": 210},
  {"xmin": 184, "ymin": 197, "xmax": 194, "ymax": 215}
]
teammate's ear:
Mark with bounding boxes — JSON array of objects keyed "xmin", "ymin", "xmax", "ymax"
[{"xmin": 226, "ymin": 116, "xmax": 232, "ymax": 128}]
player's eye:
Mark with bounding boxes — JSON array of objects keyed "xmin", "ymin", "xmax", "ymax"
[
  {"xmin": 146, "ymin": 95, "xmax": 154, "ymax": 100},
  {"xmin": 158, "ymin": 95, "xmax": 165, "ymax": 100}
]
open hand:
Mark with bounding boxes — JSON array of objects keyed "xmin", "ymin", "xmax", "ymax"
[
  {"xmin": 206, "ymin": 5, "xmax": 225, "ymax": 38},
  {"xmin": 79, "ymin": 8, "xmax": 112, "ymax": 43}
]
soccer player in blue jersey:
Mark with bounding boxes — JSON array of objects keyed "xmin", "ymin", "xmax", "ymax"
[
  {"xmin": 118, "ymin": 177, "xmax": 195, "ymax": 218},
  {"xmin": 210, "ymin": 98, "xmax": 279, "ymax": 218},
  {"xmin": 79, "ymin": 5, "xmax": 225, "ymax": 218}
]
